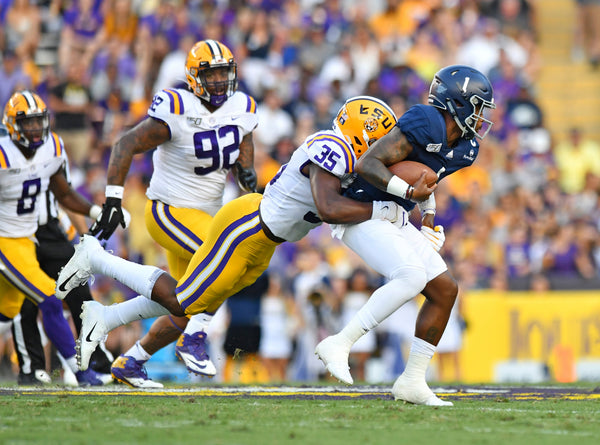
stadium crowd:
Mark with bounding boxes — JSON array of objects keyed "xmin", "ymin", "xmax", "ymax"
[{"xmin": 1, "ymin": 0, "xmax": 599, "ymax": 384}]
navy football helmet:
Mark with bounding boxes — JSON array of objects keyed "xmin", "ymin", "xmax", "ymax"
[{"xmin": 428, "ymin": 65, "xmax": 495, "ymax": 139}]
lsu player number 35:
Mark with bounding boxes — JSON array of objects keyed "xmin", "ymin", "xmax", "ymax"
[{"xmin": 56, "ymin": 96, "xmax": 403, "ymax": 377}]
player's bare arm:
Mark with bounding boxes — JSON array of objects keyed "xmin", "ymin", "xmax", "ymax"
[
  {"xmin": 236, "ymin": 133, "xmax": 254, "ymax": 169},
  {"xmin": 49, "ymin": 168, "xmax": 94, "ymax": 215},
  {"xmin": 357, "ymin": 127, "xmax": 437, "ymax": 201},
  {"xmin": 232, "ymin": 133, "xmax": 257, "ymax": 192},
  {"xmin": 356, "ymin": 127, "xmax": 413, "ymax": 190},
  {"xmin": 107, "ymin": 117, "xmax": 170, "ymax": 186},
  {"xmin": 308, "ymin": 164, "xmax": 373, "ymax": 224}
]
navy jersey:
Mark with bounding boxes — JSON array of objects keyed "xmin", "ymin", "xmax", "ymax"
[{"xmin": 344, "ymin": 104, "xmax": 480, "ymax": 211}]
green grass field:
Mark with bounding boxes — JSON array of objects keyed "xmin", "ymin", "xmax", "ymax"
[{"xmin": 1, "ymin": 384, "xmax": 599, "ymax": 445}]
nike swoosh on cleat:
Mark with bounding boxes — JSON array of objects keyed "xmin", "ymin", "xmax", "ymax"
[
  {"xmin": 183, "ymin": 355, "xmax": 208, "ymax": 369},
  {"xmin": 85, "ymin": 323, "xmax": 98, "ymax": 343},
  {"xmin": 58, "ymin": 271, "xmax": 79, "ymax": 292}
]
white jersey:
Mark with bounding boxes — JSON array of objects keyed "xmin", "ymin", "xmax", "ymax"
[
  {"xmin": 260, "ymin": 129, "xmax": 356, "ymax": 242},
  {"xmin": 0, "ymin": 133, "xmax": 67, "ymax": 237},
  {"xmin": 146, "ymin": 88, "xmax": 258, "ymax": 215}
]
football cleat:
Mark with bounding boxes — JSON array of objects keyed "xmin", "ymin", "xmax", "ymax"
[
  {"xmin": 17, "ymin": 370, "xmax": 52, "ymax": 386},
  {"xmin": 315, "ymin": 335, "xmax": 353, "ymax": 385},
  {"xmin": 333, "ymin": 96, "xmax": 397, "ymax": 159},
  {"xmin": 111, "ymin": 355, "xmax": 164, "ymax": 389},
  {"xmin": 55, "ymin": 234, "xmax": 102, "ymax": 300},
  {"xmin": 175, "ymin": 332, "xmax": 217, "ymax": 376},
  {"xmin": 391, "ymin": 373, "xmax": 453, "ymax": 406},
  {"xmin": 75, "ymin": 368, "xmax": 104, "ymax": 387},
  {"xmin": 77, "ymin": 300, "xmax": 108, "ymax": 371}
]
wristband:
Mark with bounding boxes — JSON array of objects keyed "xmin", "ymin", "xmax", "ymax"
[
  {"xmin": 386, "ymin": 175, "xmax": 414, "ymax": 200},
  {"xmin": 89, "ymin": 204, "xmax": 102, "ymax": 220},
  {"xmin": 105, "ymin": 185, "xmax": 124, "ymax": 199},
  {"xmin": 418, "ymin": 193, "xmax": 436, "ymax": 215}
]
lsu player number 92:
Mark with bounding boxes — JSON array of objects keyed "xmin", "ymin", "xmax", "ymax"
[{"xmin": 88, "ymin": 39, "xmax": 257, "ymax": 242}]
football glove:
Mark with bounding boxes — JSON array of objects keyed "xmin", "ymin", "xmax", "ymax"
[
  {"xmin": 89, "ymin": 197, "xmax": 131, "ymax": 240},
  {"xmin": 372, "ymin": 200, "xmax": 401, "ymax": 223},
  {"xmin": 421, "ymin": 225, "xmax": 445, "ymax": 252},
  {"xmin": 234, "ymin": 162, "xmax": 257, "ymax": 193}
]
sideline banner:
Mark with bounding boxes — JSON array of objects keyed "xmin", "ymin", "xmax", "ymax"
[{"xmin": 460, "ymin": 291, "xmax": 600, "ymax": 382}]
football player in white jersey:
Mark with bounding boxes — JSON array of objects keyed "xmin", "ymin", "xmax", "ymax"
[
  {"xmin": 315, "ymin": 65, "xmax": 496, "ymax": 406},
  {"xmin": 84, "ymin": 40, "xmax": 259, "ymax": 387},
  {"xmin": 56, "ymin": 96, "xmax": 409, "ymax": 376},
  {"xmin": 0, "ymin": 90, "xmax": 107, "ymax": 386}
]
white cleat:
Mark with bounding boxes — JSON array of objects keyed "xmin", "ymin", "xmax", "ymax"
[
  {"xmin": 391, "ymin": 374, "xmax": 453, "ymax": 406},
  {"xmin": 56, "ymin": 234, "xmax": 103, "ymax": 299},
  {"xmin": 315, "ymin": 335, "xmax": 353, "ymax": 385},
  {"xmin": 77, "ymin": 300, "xmax": 108, "ymax": 371}
]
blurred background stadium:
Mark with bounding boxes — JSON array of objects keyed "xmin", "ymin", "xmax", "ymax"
[{"xmin": 0, "ymin": 0, "xmax": 599, "ymax": 386}]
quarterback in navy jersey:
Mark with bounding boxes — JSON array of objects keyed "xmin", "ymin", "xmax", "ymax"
[
  {"xmin": 316, "ymin": 65, "xmax": 495, "ymax": 406},
  {"xmin": 345, "ymin": 103, "xmax": 484, "ymax": 212}
]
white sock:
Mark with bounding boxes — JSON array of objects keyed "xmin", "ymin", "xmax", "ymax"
[
  {"xmin": 183, "ymin": 312, "xmax": 213, "ymax": 335},
  {"xmin": 103, "ymin": 295, "xmax": 170, "ymax": 331},
  {"xmin": 339, "ymin": 274, "xmax": 425, "ymax": 347},
  {"xmin": 402, "ymin": 337, "xmax": 436, "ymax": 381},
  {"xmin": 339, "ymin": 315, "xmax": 371, "ymax": 348},
  {"xmin": 90, "ymin": 252, "xmax": 165, "ymax": 298},
  {"xmin": 124, "ymin": 341, "xmax": 152, "ymax": 362},
  {"xmin": 65, "ymin": 355, "xmax": 79, "ymax": 374}
]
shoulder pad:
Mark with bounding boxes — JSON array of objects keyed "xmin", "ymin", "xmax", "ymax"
[
  {"xmin": 306, "ymin": 131, "xmax": 356, "ymax": 175},
  {"xmin": 149, "ymin": 89, "xmax": 186, "ymax": 116},
  {"xmin": 0, "ymin": 143, "xmax": 10, "ymax": 169},
  {"xmin": 49, "ymin": 132, "xmax": 65, "ymax": 158}
]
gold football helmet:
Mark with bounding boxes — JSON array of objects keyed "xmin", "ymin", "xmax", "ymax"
[
  {"xmin": 3, "ymin": 90, "xmax": 49, "ymax": 152},
  {"xmin": 185, "ymin": 39, "xmax": 237, "ymax": 107},
  {"xmin": 333, "ymin": 96, "xmax": 397, "ymax": 158}
]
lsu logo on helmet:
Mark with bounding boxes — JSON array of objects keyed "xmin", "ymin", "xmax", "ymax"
[
  {"xmin": 2, "ymin": 90, "xmax": 50, "ymax": 152},
  {"xmin": 185, "ymin": 39, "xmax": 238, "ymax": 107},
  {"xmin": 333, "ymin": 96, "xmax": 397, "ymax": 158}
]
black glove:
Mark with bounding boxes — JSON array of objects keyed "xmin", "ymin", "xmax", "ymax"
[
  {"xmin": 234, "ymin": 162, "xmax": 257, "ymax": 193},
  {"xmin": 89, "ymin": 197, "xmax": 128, "ymax": 240}
]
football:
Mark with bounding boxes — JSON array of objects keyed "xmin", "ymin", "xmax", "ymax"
[{"xmin": 388, "ymin": 160, "xmax": 438, "ymax": 187}]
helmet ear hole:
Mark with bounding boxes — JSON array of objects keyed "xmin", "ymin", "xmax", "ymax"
[{"xmin": 353, "ymin": 136, "xmax": 363, "ymax": 146}]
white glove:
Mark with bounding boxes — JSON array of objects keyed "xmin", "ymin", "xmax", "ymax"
[
  {"xmin": 421, "ymin": 225, "xmax": 445, "ymax": 252},
  {"xmin": 372, "ymin": 200, "xmax": 400, "ymax": 223}
]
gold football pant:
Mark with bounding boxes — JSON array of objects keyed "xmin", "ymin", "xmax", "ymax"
[
  {"xmin": 176, "ymin": 193, "xmax": 280, "ymax": 315},
  {"xmin": 145, "ymin": 199, "xmax": 213, "ymax": 280},
  {"xmin": 0, "ymin": 237, "xmax": 55, "ymax": 318}
]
